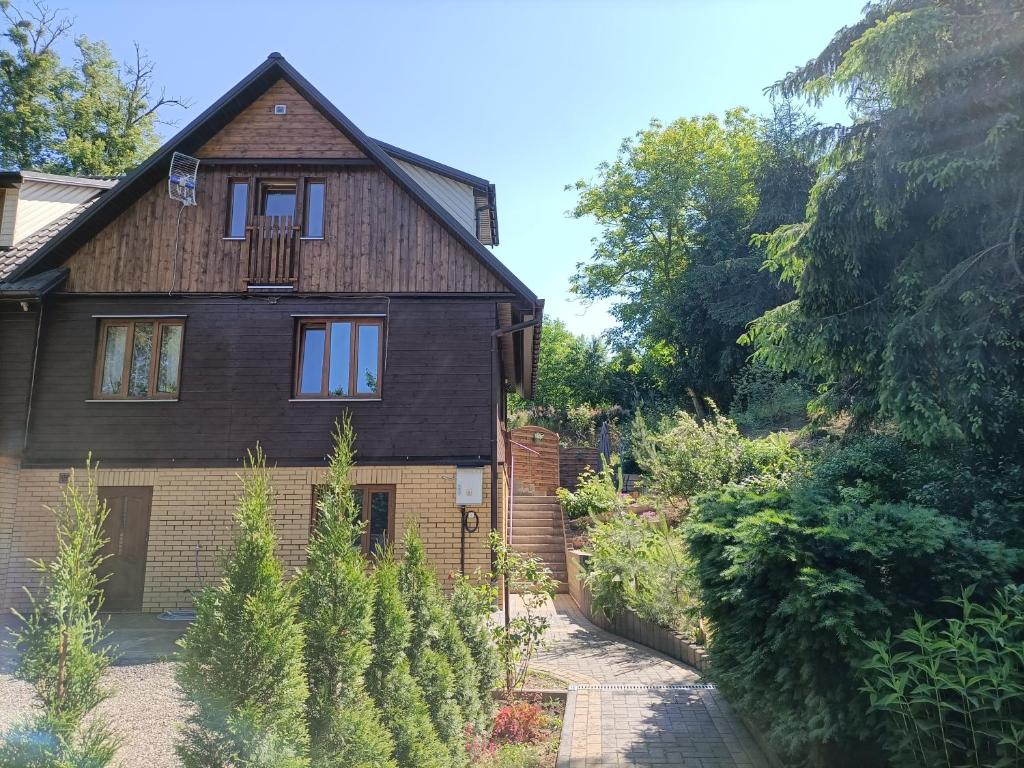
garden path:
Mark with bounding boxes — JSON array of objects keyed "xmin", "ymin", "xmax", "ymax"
[{"xmin": 519, "ymin": 594, "xmax": 769, "ymax": 768}]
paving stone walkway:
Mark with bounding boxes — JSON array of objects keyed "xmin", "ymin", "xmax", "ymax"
[{"xmin": 519, "ymin": 594, "xmax": 768, "ymax": 768}]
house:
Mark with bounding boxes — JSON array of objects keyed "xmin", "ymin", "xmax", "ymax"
[{"xmin": 0, "ymin": 53, "xmax": 542, "ymax": 613}]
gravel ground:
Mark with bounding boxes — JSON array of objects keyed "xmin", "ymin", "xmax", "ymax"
[{"xmin": 0, "ymin": 662, "xmax": 187, "ymax": 768}]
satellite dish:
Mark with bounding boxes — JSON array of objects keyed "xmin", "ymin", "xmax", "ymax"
[{"xmin": 169, "ymin": 152, "xmax": 200, "ymax": 206}]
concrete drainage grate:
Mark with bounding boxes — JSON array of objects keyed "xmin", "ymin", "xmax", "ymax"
[{"xmin": 568, "ymin": 683, "xmax": 716, "ymax": 691}]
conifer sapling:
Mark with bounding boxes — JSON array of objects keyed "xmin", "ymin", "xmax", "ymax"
[{"xmin": 176, "ymin": 445, "xmax": 310, "ymax": 768}]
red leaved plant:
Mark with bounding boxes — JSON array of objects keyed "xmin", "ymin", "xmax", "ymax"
[{"xmin": 491, "ymin": 700, "xmax": 546, "ymax": 744}]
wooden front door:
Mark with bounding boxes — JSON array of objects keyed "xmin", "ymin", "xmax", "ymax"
[{"xmin": 98, "ymin": 486, "xmax": 153, "ymax": 611}]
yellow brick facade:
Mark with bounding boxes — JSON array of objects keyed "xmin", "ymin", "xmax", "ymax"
[
  {"xmin": 2, "ymin": 463, "xmax": 503, "ymax": 613},
  {"xmin": 0, "ymin": 458, "xmax": 19, "ymax": 601}
]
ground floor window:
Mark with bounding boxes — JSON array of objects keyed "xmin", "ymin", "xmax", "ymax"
[{"xmin": 310, "ymin": 484, "xmax": 395, "ymax": 554}]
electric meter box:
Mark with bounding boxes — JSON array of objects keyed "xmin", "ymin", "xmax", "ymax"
[{"xmin": 455, "ymin": 467, "xmax": 484, "ymax": 506}]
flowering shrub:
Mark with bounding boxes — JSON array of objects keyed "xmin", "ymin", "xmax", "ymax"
[{"xmin": 491, "ymin": 701, "xmax": 546, "ymax": 745}]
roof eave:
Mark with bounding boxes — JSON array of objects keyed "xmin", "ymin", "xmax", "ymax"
[
  {"xmin": 0, "ymin": 267, "xmax": 69, "ymax": 298},
  {"xmin": 373, "ymin": 139, "xmax": 491, "ymax": 191}
]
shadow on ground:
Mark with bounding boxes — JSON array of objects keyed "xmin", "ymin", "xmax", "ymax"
[{"xmin": 0, "ymin": 613, "xmax": 191, "ymax": 672}]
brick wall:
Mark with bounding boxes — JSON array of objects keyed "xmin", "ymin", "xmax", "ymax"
[
  {"xmin": 2, "ymin": 463, "xmax": 496, "ymax": 613},
  {"xmin": 0, "ymin": 458, "xmax": 19, "ymax": 602},
  {"xmin": 509, "ymin": 426, "xmax": 560, "ymax": 496}
]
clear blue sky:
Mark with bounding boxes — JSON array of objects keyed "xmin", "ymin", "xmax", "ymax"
[{"xmin": 66, "ymin": 0, "xmax": 864, "ymax": 336}]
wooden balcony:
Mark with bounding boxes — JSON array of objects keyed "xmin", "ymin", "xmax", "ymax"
[{"xmin": 244, "ymin": 215, "xmax": 299, "ymax": 287}]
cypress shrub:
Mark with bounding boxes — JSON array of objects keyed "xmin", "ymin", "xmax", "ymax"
[
  {"xmin": 366, "ymin": 554, "xmax": 449, "ymax": 768},
  {"xmin": 176, "ymin": 446, "xmax": 310, "ymax": 768},
  {"xmin": 299, "ymin": 417, "xmax": 396, "ymax": 768},
  {"xmin": 450, "ymin": 574, "xmax": 501, "ymax": 720},
  {"xmin": 399, "ymin": 530, "xmax": 483, "ymax": 754},
  {"xmin": 0, "ymin": 457, "xmax": 117, "ymax": 766}
]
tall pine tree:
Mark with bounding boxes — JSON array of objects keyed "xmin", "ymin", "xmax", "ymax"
[
  {"xmin": 298, "ymin": 417, "xmax": 396, "ymax": 768},
  {"xmin": 176, "ymin": 447, "xmax": 310, "ymax": 768}
]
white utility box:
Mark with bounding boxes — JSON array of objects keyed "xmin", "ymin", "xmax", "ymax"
[{"xmin": 455, "ymin": 467, "xmax": 484, "ymax": 506}]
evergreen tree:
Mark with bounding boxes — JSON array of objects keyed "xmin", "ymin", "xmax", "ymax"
[
  {"xmin": 748, "ymin": 0, "xmax": 1024, "ymax": 449},
  {"xmin": 450, "ymin": 574, "xmax": 501, "ymax": 719},
  {"xmin": 176, "ymin": 446, "xmax": 310, "ymax": 768},
  {"xmin": 399, "ymin": 530, "xmax": 483, "ymax": 758},
  {"xmin": 298, "ymin": 417, "xmax": 395, "ymax": 768},
  {"xmin": 366, "ymin": 554, "xmax": 449, "ymax": 768},
  {"xmin": 0, "ymin": 457, "xmax": 117, "ymax": 767}
]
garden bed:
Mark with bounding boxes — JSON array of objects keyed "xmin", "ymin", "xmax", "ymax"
[
  {"xmin": 566, "ymin": 548, "xmax": 710, "ymax": 673},
  {"xmin": 473, "ymin": 694, "xmax": 564, "ymax": 768}
]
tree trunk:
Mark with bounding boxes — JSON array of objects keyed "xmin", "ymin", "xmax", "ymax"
[{"xmin": 687, "ymin": 388, "xmax": 707, "ymax": 424}]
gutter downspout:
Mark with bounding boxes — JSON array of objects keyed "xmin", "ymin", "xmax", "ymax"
[
  {"xmin": 491, "ymin": 312, "xmax": 543, "ymax": 621},
  {"xmin": 23, "ymin": 299, "xmax": 44, "ymax": 453}
]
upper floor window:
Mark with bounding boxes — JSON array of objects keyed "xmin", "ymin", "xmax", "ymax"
[
  {"xmin": 94, "ymin": 318, "xmax": 184, "ymax": 400},
  {"xmin": 304, "ymin": 180, "xmax": 325, "ymax": 238},
  {"xmin": 226, "ymin": 177, "xmax": 326, "ymax": 241},
  {"xmin": 295, "ymin": 317, "xmax": 382, "ymax": 399},
  {"xmin": 226, "ymin": 180, "xmax": 248, "ymax": 238},
  {"xmin": 261, "ymin": 182, "xmax": 296, "ymax": 219}
]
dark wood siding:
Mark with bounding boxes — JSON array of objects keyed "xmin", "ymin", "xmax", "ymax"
[
  {"xmin": 0, "ymin": 303, "xmax": 39, "ymax": 459},
  {"xmin": 22, "ymin": 295, "xmax": 496, "ymax": 468},
  {"xmin": 62, "ymin": 165, "xmax": 510, "ymax": 295}
]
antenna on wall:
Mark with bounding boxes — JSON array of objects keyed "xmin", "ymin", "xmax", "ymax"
[
  {"xmin": 169, "ymin": 152, "xmax": 200, "ymax": 205},
  {"xmin": 168, "ymin": 152, "xmax": 200, "ymax": 294}
]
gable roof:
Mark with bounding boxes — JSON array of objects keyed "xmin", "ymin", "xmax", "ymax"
[{"xmin": 6, "ymin": 53, "xmax": 535, "ymax": 303}]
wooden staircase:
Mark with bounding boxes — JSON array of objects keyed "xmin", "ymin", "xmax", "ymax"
[{"xmin": 509, "ymin": 495, "xmax": 569, "ymax": 593}]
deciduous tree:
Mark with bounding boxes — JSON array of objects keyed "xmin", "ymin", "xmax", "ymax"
[{"xmin": 0, "ymin": 0, "xmax": 188, "ymax": 174}]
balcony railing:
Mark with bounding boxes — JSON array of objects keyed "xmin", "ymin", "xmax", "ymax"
[{"xmin": 244, "ymin": 215, "xmax": 299, "ymax": 287}]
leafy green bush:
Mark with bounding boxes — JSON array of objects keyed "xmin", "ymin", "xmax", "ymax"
[
  {"xmin": 299, "ymin": 418, "xmax": 396, "ymax": 768},
  {"xmin": 861, "ymin": 585, "xmax": 1024, "ymax": 768},
  {"xmin": 556, "ymin": 457, "xmax": 627, "ymax": 520},
  {"xmin": 631, "ymin": 409, "xmax": 742, "ymax": 505},
  {"xmin": 730, "ymin": 361, "xmax": 810, "ymax": 434},
  {"xmin": 176, "ymin": 447, "xmax": 310, "ymax": 768},
  {"xmin": 631, "ymin": 408, "xmax": 800, "ymax": 506},
  {"xmin": 687, "ymin": 436, "xmax": 1022, "ymax": 767},
  {"xmin": 1, "ymin": 457, "xmax": 117, "ymax": 767},
  {"xmin": 490, "ymin": 533, "xmax": 557, "ymax": 693},
  {"xmin": 584, "ymin": 513, "xmax": 701, "ymax": 639},
  {"xmin": 736, "ymin": 430, "xmax": 803, "ymax": 486},
  {"xmin": 473, "ymin": 743, "xmax": 550, "ymax": 768}
]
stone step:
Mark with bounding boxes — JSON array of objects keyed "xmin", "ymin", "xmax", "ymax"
[
  {"xmin": 512, "ymin": 547, "xmax": 567, "ymax": 559},
  {"xmin": 512, "ymin": 536, "xmax": 569, "ymax": 548},
  {"xmin": 511, "ymin": 508, "xmax": 562, "ymax": 518},
  {"xmin": 510, "ymin": 521, "xmax": 562, "ymax": 530},
  {"xmin": 509, "ymin": 523, "xmax": 563, "ymax": 535}
]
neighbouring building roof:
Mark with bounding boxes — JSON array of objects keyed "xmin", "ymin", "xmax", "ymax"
[
  {"xmin": 0, "ymin": 196, "xmax": 103, "ymax": 284},
  {"xmin": 0, "ymin": 170, "xmax": 120, "ymax": 189}
]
